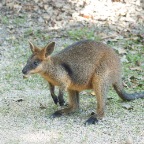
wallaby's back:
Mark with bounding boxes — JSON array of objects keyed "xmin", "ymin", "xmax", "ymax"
[{"xmin": 52, "ymin": 40, "xmax": 121, "ymax": 90}]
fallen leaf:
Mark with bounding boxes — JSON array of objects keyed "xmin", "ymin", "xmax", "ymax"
[
  {"xmin": 117, "ymin": 48, "xmax": 127, "ymax": 54},
  {"xmin": 39, "ymin": 103, "xmax": 47, "ymax": 109},
  {"xmin": 79, "ymin": 13, "xmax": 93, "ymax": 19},
  {"xmin": 130, "ymin": 67, "xmax": 143, "ymax": 71},
  {"xmin": 15, "ymin": 99, "xmax": 24, "ymax": 102},
  {"xmin": 121, "ymin": 103, "xmax": 133, "ymax": 110},
  {"xmin": 123, "ymin": 81, "xmax": 129, "ymax": 88},
  {"xmin": 90, "ymin": 91, "xmax": 95, "ymax": 96},
  {"xmin": 121, "ymin": 55, "xmax": 128, "ymax": 63}
]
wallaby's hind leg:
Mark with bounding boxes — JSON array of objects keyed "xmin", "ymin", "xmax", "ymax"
[
  {"xmin": 51, "ymin": 90, "xmax": 79, "ymax": 118},
  {"xmin": 85, "ymin": 75, "xmax": 109, "ymax": 125}
]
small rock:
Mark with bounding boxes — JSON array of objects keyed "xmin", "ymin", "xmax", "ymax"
[
  {"xmin": 72, "ymin": 12, "xmax": 79, "ymax": 18},
  {"xmin": 44, "ymin": 5, "xmax": 48, "ymax": 10},
  {"xmin": 62, "ymin": 5, "xmax": 70, "ymax": 11},
  {"xmin": 43, "ymin": 14, "xmax": 50, "ymax": 20},
  {"xmin": 34, "ymin": 0, "xmax": 39, "ymax": 3},
  {"xmin": 56, "ymin": 3, "xmax": 63, "ymax": 8},
  {"xmin": 125, "ymin": 136, "xmax": 133, "ymax": 144},
  {"xmin": 0, "ymin": 3, "xmax": 2, "ymax": 8}
]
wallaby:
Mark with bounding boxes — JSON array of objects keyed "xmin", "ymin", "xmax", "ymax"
[{"xmin": 22, "ymin": 40, "xmax": 144, "ymax": 125}]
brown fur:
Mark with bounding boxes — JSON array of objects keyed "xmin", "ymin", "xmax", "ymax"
[{"xmin": 22, "ymin": 40, "xmax": 144, "ymax": 124}]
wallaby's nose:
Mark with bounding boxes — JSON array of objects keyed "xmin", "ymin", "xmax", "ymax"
[{"xmin": 22, "ymin": 68, "xmax": 27, "ymax": 75}]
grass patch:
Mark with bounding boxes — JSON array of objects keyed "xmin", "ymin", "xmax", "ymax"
[
  {"xmin": 24, "ymin": 29, "xmax": 51, "ymax": 42},
  {"xmin": 1, "ymin": 16, "xmax": 9, "ymax": 24},
  {"xmin": 67, "ymin": 27, "xmax": 101, "ymax": 41},
  {"xmin": 12, "ymin": 17, "xmax": 26, "ymax": 26}
]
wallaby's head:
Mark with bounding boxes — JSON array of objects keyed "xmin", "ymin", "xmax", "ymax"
[{"xmin": 22, "ymin": 41, "xmax": 55, "ymax": 78}]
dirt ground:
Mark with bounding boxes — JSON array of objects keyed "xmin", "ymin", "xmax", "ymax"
[{"xmin": 0, "ymin": 1, "xmax": 144, "ymax": 144}]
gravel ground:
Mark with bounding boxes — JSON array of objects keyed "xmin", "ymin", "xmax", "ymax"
[{"xmin": 0, "ymin": 1, "xmax": 144, "ymax": 144}]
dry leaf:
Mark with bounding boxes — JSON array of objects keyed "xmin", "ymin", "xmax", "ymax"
[
  {"xmin": 122, "ymin": 103, "xmax": 133, "ymax": 110},
  {"xmin": 81, "ymin": 91, "xmax": 88, "ymax": 95},
  {"xmin": 117, "ymin": 48, "xmax": 127, "ymax": 54},
  {"xmin": 123, "ymin": 81, "xmax": 129, "ymax": 88},
  {"xmin": 90, "ymin": 91, "xmax": 95, "ymax": 96},
  {"xmin": 79, "ymin": 14, "xmax": 93, "ymax": 19},
  {"xmin": 15, "ymin": 99, "xmax": 24, "ymax": 102},
  {"xmin": 130, "ymin": 67, "xmax": 143, "ymax": 71},
  {"xmin": 121, "ymin": 55, "xmax": 128, "ymax": 63},
  {"xmin": 39, "ymin": 103, "xmax": 47, "ymax": 109}
]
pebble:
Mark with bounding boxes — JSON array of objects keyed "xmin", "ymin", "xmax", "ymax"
[{"xmin": 125, "ymin": 136, "xmax": 133, "ymax": 144}]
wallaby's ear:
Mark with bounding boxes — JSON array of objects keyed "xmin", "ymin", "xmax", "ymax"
[
  {"xmin": 28, "ymin": 41, "xmax": 36, "ymax": 53},
  {"xmin": 44, "ymin": 42, "xmax": 55, "ymax": 57}
]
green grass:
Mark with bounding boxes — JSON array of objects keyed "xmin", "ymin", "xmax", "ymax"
[
  {"xmin": 1, "ymin": 16, "xmax": 9, "ymax": 24},
  {"xmin": 13, "ymin": 17, "xmax": 26, "ymax": 26},
  {"xmin": 67, "ymin": 27, "xmax": 101, "ymax": 41},
  {"xmin": 24, "ymin": 28, "xmax": 51, "ymax": 42}
]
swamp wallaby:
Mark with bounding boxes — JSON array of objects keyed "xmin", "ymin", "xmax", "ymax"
[{"xmin": 22, "ymin": 40, "xmax": 144, "ymax": 124}]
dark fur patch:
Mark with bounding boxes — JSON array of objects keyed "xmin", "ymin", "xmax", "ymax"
[{"xmin": 61, "ymin": 63, "xmax": 73, "ymax": 76}]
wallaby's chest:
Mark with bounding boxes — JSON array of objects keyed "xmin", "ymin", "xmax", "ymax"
[{"xmin": 41, "ymin": 73, "xmax": 60, "ymax": 86}]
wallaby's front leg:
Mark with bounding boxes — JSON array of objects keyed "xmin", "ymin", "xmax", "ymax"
[
  {"xmin": 49, "ymin": 83, "xmax": 58, "ymax": 105},
  {"xmin": 58, "ymin": 88, "xmax": 65, "ymax": 106},
  {"xmin": 51, "ymin": 90, "xmax": 79, "ymax": 118}
]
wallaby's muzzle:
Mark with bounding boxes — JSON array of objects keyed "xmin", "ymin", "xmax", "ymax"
[
  {"xmin": 22, "ymin": 59, "xmax": 42, "ymax": 78},
  {"xmin": 22, "ymin": 67, "xmax": 28, "ymax": 75},
  {"xmin": 22, "ymin": 64, "xmax": 32, "ymax": 78}
]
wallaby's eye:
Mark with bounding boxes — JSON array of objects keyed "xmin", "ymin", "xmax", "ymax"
[{"xmin": 33, "ymin": 61, "xmax": 39, "ymax": 66}]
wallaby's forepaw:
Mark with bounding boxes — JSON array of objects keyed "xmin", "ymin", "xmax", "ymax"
[
  {"xmin": 53, "ymin": 97, "xmax": 59, "ymax": 105},
  {"xmin": 51, "ymin": 111, "xmax": 62, "ymax": 118},
  {"xmin": 59, "ymin": 100, "xmax": 65, "ymax": 106},
  {"xmin": 84, "ymin": 114, "xmax": 98, "ymax": 125}
]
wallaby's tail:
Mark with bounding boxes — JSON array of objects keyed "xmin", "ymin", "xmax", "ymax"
[{"xmin": 113, "ymin": 83, "xmax": 144, "ymax": 101}]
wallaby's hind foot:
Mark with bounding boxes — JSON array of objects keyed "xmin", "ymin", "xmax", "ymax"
[
  {"xmin": 51, "ymin": 107, "xmax": 74, "ymax": 118},
  {"xmin": 86, "ymin": 74, "xmax": 108, "ymax": 125},
  {"xmin": 51, "ymin": 90, "xmax": 79, "ymax": 118},
  {"xmin": 85, "ymin": 113, "xmax": 98, "ymax": 125},
  {"xmin": 51, "ymin": 110, "xmax": 63, "ymax": 118}
]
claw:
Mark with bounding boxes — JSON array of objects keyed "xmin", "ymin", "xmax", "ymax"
[{"xmin": 59, "ymin": 100, "xmax": 65, "ymax": 106}]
